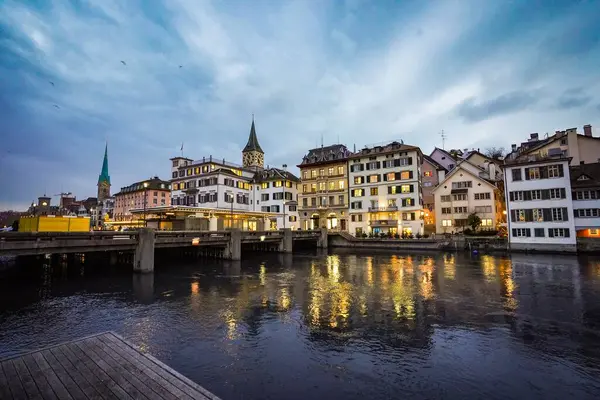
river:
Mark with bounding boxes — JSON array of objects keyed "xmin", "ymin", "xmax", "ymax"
[{"xmin": 1, "ymin": 250, "xmax": 600, "ymax": 399}]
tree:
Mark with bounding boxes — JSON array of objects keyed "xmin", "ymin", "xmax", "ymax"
[
  {"xmin": 485, "ymin": 147, "xmax": 505, "ymax": 160},
  {"xmin": 467, "ymin": 213, "xmax": 481, "ymax": 232},
  {"xmin": 11, "ymin": 220, "xmax": 19, "ymax": 232}
]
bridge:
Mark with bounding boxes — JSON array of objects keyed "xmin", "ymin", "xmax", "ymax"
[{"xmin": 0, "ymin": 228, "xmax": 327, "ymax": 272}]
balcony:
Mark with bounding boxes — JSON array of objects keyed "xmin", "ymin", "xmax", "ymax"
[
  {"xmin": 369, "ymin": 219, "xmax": 398, "ymax": 226},
  {"xmin": 368, "ymin": 206, "xmax": 398, "ymax": 212}
]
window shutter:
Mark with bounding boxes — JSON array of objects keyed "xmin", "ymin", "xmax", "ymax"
[
  {"xmin": 558, "ymin": 164, "xmax": 564, "ymax": 177},
  {"xmin": 402, "ymin": 198, "xmax": 406, "ymax": 207},
  {"xmin": 376, "ymin": 161, "xmax": 381, "ymax": 168},
  {"xmin": 410, "ymin": 185, "xmax": 414, "ymax": 193},
  {"xmin": 564, "ymin": 228, "xmax": 570, "ymax": 238},
  {"xmin": 388, "ymin": 186, "xmax": 392, "ymax": 195},
  {"xmin": 509, "ymin": 192, "xmax": 514, "ymax": 201},
  {"xmin": 525, "ymin": 168, "xmax": 530, "ymax": 180},
  {"xmin": 548, "ymin": 228, "xmax": 554, "ymax": 237},
  {"xmin": 350, "ymin": 190, "xmax": 354, "ymax": 197},
  {"xmin": 524, "ymin": 191, "xmax": 532, "ymax": 201},
  {"xmin": 408, "ymin": 157, "xmax": 413, "ymax": 165},
  {"xmin": 526, "ymin": 229, "xmax": 531, "ymax": 237},
  {"xmin": 396, "ymin": 172, "xmax": 401, "ymax": 180},
  {"xmin": 409, "ymin": 171, "xmax": 414, "ymax": 179},
  {"xmin": 383, "ymin": 174, "xmax": 387, "ymax": 181},
  {"xmin": 512, "ymin": 229, "xmax": 517, "ymax": 237},
  {"xmin": 563, "ymin": 207, "xmax": 568, "ymax": 221},
  {"xmin": 540, "ymin": 167, "xmax": 548, "ymax": 179},
  {"xmin": 543, "ymin": 208, "xmax": 551, "ymax": 221},
  {"xmin": 394, "ymin": 159, "xmax": 400, "ymax": 167},
  {"xmin": 510, "ymin": 210, "xmax": 516, "ymax": 222},
  {"xmin": 560, "ymin": 188, "xmax": 566, "ymax": 199},
  {"xmin": 525, "ymin": 209, "xmax": 533, "ymax": 222},
  {"xmin": 542, "ymin": 190, "xmax": 550, "ymax": 200}
]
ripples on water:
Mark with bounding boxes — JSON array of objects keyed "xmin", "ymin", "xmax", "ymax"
[{"xmin": 1, "ymin": 250, "xmax": 600, "ymax": 399}]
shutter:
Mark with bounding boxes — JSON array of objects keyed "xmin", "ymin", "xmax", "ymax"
[
  {"xmin": 394, "ymin": 159, "xmax": 400, "ymax": 167},
  {"xmin": 543, "ymin": 208, "xmax": 551, "ymax": 221},
  {"xmin": 560, "ymin": 188, "xmax": 566, "ymax": 199},
  {"xmin": 540, "ymin": 166, "xmax": 548, "ymax": 179},
  {"xmin": 410, "ymin": 185, "xmax": 414, "ymax": 193},
  {"xmin": 376, "ymin": 161, "xmax": 381, "ymax": 168},
  {"xmin": 396, "ymin": 172, "xmax": 401, "ymax": 180},
  {"xmin": 408, "ymin": 157, "xmax": 413, "ymax": 165},
  {"xmin": 388, "ymin": 186, "xmax": 392, "ymax": 195},
  {"xmin": 525, "ymin": 168, "xmax": 530, "ymax": 180},
  {"xmin": 512, "ymin": 229, "xmax": 517, "ymax": 237},
  {"xmin": 524, "ymin": 191, "xmax": 532, "ymax": 201},
  {"xmin": 366, "ymin": 163, "xmax": 370, "ymax": 170},
  {"xmin": 350, "ymin": 189, "xmax": 354, "ymax": 197},
  {"xmin": 526, "ymin": 229, "xmax": 531, "ymax": 237},
  {"xmin": 549, "ymin": 229, "xmax": 554, "ymax": 238},
  {"xmin": 510, "ymin": 210, "xmax": 516, "ymax": 222},
  {"xmin": 564, "ymin": 229, "xmax": 570, "ymax": 238},
  {"xmin": 409, "ymin": 171, "xmax": 414, "ymax": 179},
  {"xmin": 383, "ymin": 174, "xmax": 387, "ymax": 181},
  {"xmin": 402, "ymin": 199, "xmax": 406, "ymax": 207},
  {"xmin": 558, "ymin": 164, "xmax": 564, "ymax": 177},
  {"xmin": 525, "ymin": 209, "xmax": 533, "ymax": 222},
  {"xmin": 542, "ymin": 189, "xmax": 550, "ymax": 200},
  {"xmin": 563, "ymin": 207, "xmax": 568, "ymax": 221},
  {"xmin": 510, "ymin": 192, "xmax": 514, "ymax": 201}
]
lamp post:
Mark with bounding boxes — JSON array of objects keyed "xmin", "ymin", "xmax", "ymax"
[
  {"xmin": 282, "ymin": 164, "xmax": 287, "ymax": 230},
  {"xmin": 230, "ymin": 193, "xmax": 234, "ymax": 230},
  {"xmin": 143, "ymin": 181, "xmax": 149, "ymax": 227}
]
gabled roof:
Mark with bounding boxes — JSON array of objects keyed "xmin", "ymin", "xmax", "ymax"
[
  {"xmin": 431, "ymin": 163, "xmax": 497, "ymax": 193},
  {"xmin": 242, "ymin": 118, "xmax": 264, "ymax": 153},
  {"xmin": 422, "ymin": 154, "xmax": 446, "ymax": 171},
  {"xmin": 348, "ymin": 141, "xmax": 421, "ymax": 159},
  {"xmin": 570, "ymin": 162, "xmax": 600, "ymax": 189},
  {"xmin": 298, "ymin": 144, "xmax": 351, "ymax": 167},
  {"xmin": 430, "ymin": 147, "xmax": 457, "ymax": 161},
  {"xmin": 253, "ymin": 167, "xmax": 300, "ymax": 183},
  {"xmin": 463, "ymin": 150, "xmax": 498, "ymax": 164}
]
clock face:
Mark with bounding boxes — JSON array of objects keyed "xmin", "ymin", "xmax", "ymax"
[{"xmin": 42, "ymin": 202, "xmax": 48, "ymax": 206}]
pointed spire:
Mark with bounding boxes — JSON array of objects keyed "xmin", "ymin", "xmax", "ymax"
[
  {"xmin": 98, "ymin": 142, "xmax": 110, "ymax": 184},
  {"xmin": 243, "ymin": 115, "xmax": 264, "ymax": 153}
]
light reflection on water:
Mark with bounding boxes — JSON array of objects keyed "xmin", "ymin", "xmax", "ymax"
[{"xmin": 1, "ymin": 251, "xmax": 600, "ymax": 399}]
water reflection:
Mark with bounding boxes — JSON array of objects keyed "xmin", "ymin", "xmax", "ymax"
[{"xmin": 1, "ymin": 252, "xmax": 600, "ymax": 399}]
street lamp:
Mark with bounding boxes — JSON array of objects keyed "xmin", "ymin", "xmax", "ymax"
[
  {"xmin": 282, "ymin": 164, "xmax": 287, "ymax": 230},
  {"xmin": 143, "ymin": 182, "xmax": 149, "ymax": 227},
  {"xmin": 230, "ymin": 193, "xmax": 234, "ymax": 230}
]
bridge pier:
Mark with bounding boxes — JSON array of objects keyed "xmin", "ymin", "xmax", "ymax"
[
  {"xmin": 134, "ymin": 228, "xmax": 155, "ymax": 273},
  {"xmin": 225, "ymin": 229, "xmax": 241, "ymax": 261},
  {"xmin": 318, "ymin": 227, "xmax": 328, "ymax": 249},
  {"xmin": 279, "ymin": 228, "xmax": 293, "ymax": 253}
]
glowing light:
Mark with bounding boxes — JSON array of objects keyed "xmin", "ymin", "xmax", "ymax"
[
  {"xmin": 260, "ymin": 235, "xmax": 266, "ymax": 241},
  {"xmin": 191, "ymin": 282, "xmax": 199, "ymax": 295},
  {"xmin": 191, "ymin": 237, "xmax": 200, "ymax": 245}
]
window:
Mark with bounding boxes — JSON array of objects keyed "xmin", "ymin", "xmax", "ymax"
[
  {"xmin": 303, "ymin": 198, "xmax": 308, "ymax": 207},
  {"xmin": 388, "ymin": 199, "xmax": 397, "ymax": 207},
  {"xmin": 351, "ymin": 201, "xmax": 362, "ymax": 209},
  {"xmin": 453, "ymin": 194, "xmax": 467, "ymax": 201},
  {"xmin": 339, "ymin": 180, "xmax": 345, "ymax": 189},
  {"xmin": 303, "ymin": 171, "xmax": 309, "ymax": 180},
  {"xmin": 289, "ymin": 205, "xmax": 297, "ymax": 212},
  {"xmin": 370, "ymin": 187, "xmax": 378, "ymax": 196},
  {"xmin": 328, "ymin": 167, "xmax": 334, "ymax": 176},
  {"xmin": 548, "ymin": 165, "xmax": 560, "ymax": 178},
  {"xmin": 548, "ymin": 228, "xmax": 570, "ymax": 238},
  {"xmin": 441, "ymin": 195, "xmax": 451, "ymax": 202},
  {"xmin": 386, "ymin": 172, "xmax": 396, "ymax": 181},
  {"xmin": 441, "ymin": 207, "xmax": 451, "ymax": 214},
  {"xmin": 474, "ymin": 206, "xmax": 492, "ymax": 213},
  {"xmin": 274, "ymin": 181, "xmax": 283, "ymax": 187},
  {"xmin": 319, "ymin": 182, "xmax": 326, "ymax": 191},
  {"xmin": 354, "ymin": 176, "xmax": 364, "ymax": 184},
  {"xmin": 261, "ymin": 194, "xmax": 269, "ymax": 201},
  {"xmin": 289, "ymin": 216, "xmax": 297, "ymax": 222},
  {"xmin": 329, "ymin": 196, "xmax": 335, "ymax": 205},
  {"xmin": 350, "ymin": 164, "xmax": 364, "ymax": 173},
  {"xmin": 423, "ymin": 182, "xmax": 433, "ymax": 187},
  {"xmin": 424, "ymin": 171, "xmax": 433, "ymax": 177},
  {"xmin": 452, "ymin": 181, "xmax": 472, "ymax": 189},
  {"xmin": 401, "ymin": 185, "xmax": 412, "ymax": 193},
  {"xmin": 512, "ymin": 228, "xmax": 531, "ymax": 237},
  {"xmin": 339, "ymin": 195, "xmax": 345, "ymax": 205},
  {"xmin": 329, "ymin": 181, "xmax": 336, "ymax": 190},
  {"xmin": 311, "ymin": 183, "xmax": 317, "ymax": 193},
  {"xmin": 531, "ymin": 190, "xmax": 542, "ymax": 200},
  {"xmin": 474, "ymin": 192, "xmax": 491, "ymax": 200},
  {"xmin": 311, "ymin": 170, "xmax": 317, "ymax": 178},
  {"xmin": 338, "ymin": 166, "xmax": 344, "ymax": 175},
  {"xmin": 533, "ymin": 208, "xmax": 543, "ymax": 222},
  {"xmin": 442, "ymin": 219, "xmax": 452, "ymax": 227},
  {"xmin": 481, "ymin": 219, "xmax": 493, "ymax": 226},
  {"xmin": 551, "ymin": 208, "xmax": 566, "ymax": 221},
  {"xmin": 366, "ymin": 161, "xmax": 378, "ymax": 170},
  {"xmin": 319, "ymin": 169, "xmax": 325, "ymax": 177},
  {"xmin": 517, "ymin": 210, "xmax": 526, "ymax": 221},
  {"xmin": 368, "ymin": 174, "xmax": 380, "ymax": 183},
  {"xmin": 311, "ymin": 198, "xmax": 317, "ymax": 206},
  {"xmin": 303, "ymin": 184, "xmax": 308, "ymax": 193},
  {"xmin": 172, "ymin": 160, "xmax": 179, "ymax": 167},
  {"xmin": 528, "ymin": 168, "xmax": 540, "ymax": 180},
  {"xmin": 273, "ymin": 193, "xmax": 284, "ymax": 200},
  {"xmin": 224, "ymin": 192, "xmax": 234, "ymax": 203},
  {"xmin": 512, "ymin": 169, "xmax": 522, "ymax": 181},
  {"xmin": 549, "ymin": 189, "xmax": 562, "ymax": 199},
  {"xmin": 320, "ymin": 197, "xmax": 327, "ymax": 206},
  {"xmin": 261, "ymin": 182, "xmax": 269, "ymax": 189},
  {"xmin": 352, "ymin": 189, "xmax": 364, "ymax": 197},
  {"xmin": 400, "ymin": 171, "xmax": 411, "ymax": 180},
  {"xmin": 513, "ymin": 191, "xmax": 524, "ymax": 201},
  {"xmin": 454, "ymin": 207, "xmax": 468, "ymax": 213},
  {"xmin": 575, "ymin": 209, "xmax": 599, "ymax": 218}
]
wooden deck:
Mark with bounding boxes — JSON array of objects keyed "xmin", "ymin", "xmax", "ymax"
[{"xmin": 0, "ymin": 332, "xmax": 221, "ymax": 400}]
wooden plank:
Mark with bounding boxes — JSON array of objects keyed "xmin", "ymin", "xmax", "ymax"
[
  {"xmin": 40, "ymin": 350, "xmax": 87, "ymax": 400},
  {"xmin": 12, "ymin": 357, "xmax": 43, "ymax": 399},
  {"xmin": 103, "ymin": 333, "xmax": 219, "ymax": 400},
  {"xmin": 31, "ymin": 352, "xmax": 74, "ymax": 400},
  {"xmin": 57, "ymin": 344, "xmax": 119, "ymax": 400},
  {"xmin": 66, "ymin": 342, "xmax": 132, "ymax": 400},
  {"xmin": 22, "ymin": 354, "xmax": 58, "ymax": 400},
  {"xmin": 50, "ymin": 346, "xmax": 104, "ymax": 400},
  {"xmin": 73, "ymin": 340, "xmax": 147, "ymax": 400},
  {"xmin": 94, "ymin": 335, "xmax": 184, "ymax": 400},
  {"xmin": 2, "ymin": 360, "xmax": 27, "ymax": 400},
  {"xmin": 83, "ymin": 337, "xmax": 163, "ymax": 400},
  {"xmin": 0, "ymin": 360, "xmax": 13, "ymax": 400}
]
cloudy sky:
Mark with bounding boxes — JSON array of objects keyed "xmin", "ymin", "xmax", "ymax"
[{"xmin": 1, "ymin": 0, "xmax": 599, "ymax": 210}]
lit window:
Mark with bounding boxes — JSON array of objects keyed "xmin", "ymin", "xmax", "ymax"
[
  {"xmin": 369, "ymin": 175, "xmax": 379, "ymax": 183},
  {"xmin": 528, "ymin": 168, "xmax": 540, "ymax": 180},
  {"xmin": 386, "ymin": 172, "xmax": 395, "ymax": 181},
  {"xmin": 424, "ymin": 171, "xmax": 432, "ymax": 177},
  {"xmin": 400, "ymin": 171, "xmax": 410, "ymax": 180},
  {"xmin": 311, "ymin": 170, "xmax": 317, "ymax": 178},
  {"xmin": 319, "ymin": 182, "xmax": 326, "ymax": 191},
  {"xmin": 337, "ymin": 166, "xmax": 344, "ymax": 175},
  {"xmin": 311, "ymin": 184, "xmax": 317, "ymax": 192},
  {"xmin": 353, "ymin": 189, "xmax": 364, "ymax": 197},
  {"xmin": 442, "ymin": 219, "xmax": 452, "ymax": 227},
  {"xmin": 319, "ymin": 169, "xmax": 325, "ymax": 176},
  {"xmin": 401, "ymin": 185, "xmax": 411, "ymax": 193},
  {"xmin": 338, "ymin": 180, "xmax": 345, "ymax": 189},
  {"xmin": 329, "ymin": 181, "xmax": 335, "ymax": 190},
  {"xmin": 274, "ymin": 181, "xmax": 283, "ymax": 187},
  {"xmin": 328, "ymin": 167, "xmax": 334, "ymax": 176}
]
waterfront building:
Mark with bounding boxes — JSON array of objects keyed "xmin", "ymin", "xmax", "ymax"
[
  {"xmin": 113, "ymin": 177, "xmax": 171, "ymax": 228},
  {"xmin": 570, "ymin": 162, "xmax": 600, "ymax": 238},
  {"xmin": 422, "ymin": 155, "xmax": 447, "ymax": 234},
  {"xmin": 432, "ymin": 160, "xmax": 499, "ymax": 234},
  {"xmin": 298, "ymin": 144, "xmax": 351, "ymax": 231},
  {"xmin": 347, "ymin": 142, "xmax": 424, "ymax": 236},
  {"xmin": 503, "ymin": 153, "xmax": 576, "ymax": 252},
  {"xmin": 252, "ymin": 168, "xmax": 300, "ymax": 230},
  {"xmin": 429, "ymin": 147, "xmax": 457, "ymax": 172},
  {"xmin": 97, "ymin": 143, "xmax": 111, "ymax": 202}
]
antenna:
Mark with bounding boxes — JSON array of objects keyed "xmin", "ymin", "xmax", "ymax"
[
  {"xmin": 321, "ymin": 133, "xmax": 324, "ymax": 148},
  {"xmin": 439, "ymin": 130, "xmax": 447, "ymax": 150}
]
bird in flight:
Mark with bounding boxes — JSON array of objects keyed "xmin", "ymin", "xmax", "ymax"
[
  {"xmin": 49, "ymin": 81, "xmax": 54, "ymax": 86},
  {"xmin": 121, "ymin": 60, "xmax": 127, "ymax": 66},
  {"xmin": 179, "ymin": 65, "xmax": 183, "ymax": 68},
  {"xmin": 53, "ymin": 104, "xmax": 60, "ymax": 109}
]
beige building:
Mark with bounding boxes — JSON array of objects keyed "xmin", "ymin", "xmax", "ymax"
[
  {"xmin": 422, "ymin": 155, "xmax": 447, "ymax": 233},
  {"xmin": 113, "ymin": 177, "xmax": 171, "ymax": 227},
  {"xmin": 432, "ymin": 162, "xmax": 499, "ymax": 234},
  {"xmin": 298, "ymin": 144, "xmax": 352, "ymax": 230}
]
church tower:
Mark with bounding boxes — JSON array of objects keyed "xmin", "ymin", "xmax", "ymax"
[
  {"xmin": 97, "ymin": 143, "xmax": 111, "ymax": 201},
  {"xmin": 242, "ymin": 116, "xmax": 264, "ymax": 169}
]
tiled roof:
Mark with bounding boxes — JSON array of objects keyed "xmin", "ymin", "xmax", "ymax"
[
  {"xmin": 298, "ymin": 144, "xmax": 351, "ymax": 166},
  {"xmin": 349, "ymin": 141, "xmax": 420, "ymax": 159},
  {"xmin": 570, "ymin": 162, "xmax": 600, "ymax": 189},
  {"xmin": 252, "ymin": 167, "xmax": 300, "ymax": 183}
]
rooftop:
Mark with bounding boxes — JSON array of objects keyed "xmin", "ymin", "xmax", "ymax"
[
  {"xmin": 348, "ymin": 141, "xmax": 420, "ymax": 159},
  {"xmin": 252, "ymin": 167, "xmax": 300, "ymax": 183},
  {"xmin": 298, "ymin": 144, "xmax": 352, "ymax": 167},
  {"xmin": 570, "ymin": 162, "xmax": 600, "ymax": 189},
  {"xmin": 114, "ymin": 177, "xmax": 171, "ymax": 196}
]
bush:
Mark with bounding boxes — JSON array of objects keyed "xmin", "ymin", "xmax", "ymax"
[
  {"xmin": 394, "ymin": 233, "xmax": 400, "ymax": 239},
  {"xmin": 463, "ymin": 228, "xmax": 473, "ymax": 235},
  {"xmin": 423, "ymin": 233, "xmax": 430, "ymax": 238},
  {"xmin": 416, "ymin": 233, "xmax": 422, "ymax": 239}
]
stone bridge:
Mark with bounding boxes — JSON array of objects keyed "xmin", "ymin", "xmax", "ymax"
[{"xmin": 0, "ymin": 228, "xmax": 328, "ymax": 272}]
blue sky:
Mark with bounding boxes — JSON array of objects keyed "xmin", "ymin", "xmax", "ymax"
[{"xmin": 1, "ymin": 0, "xmax": 600, "ymax": 210}]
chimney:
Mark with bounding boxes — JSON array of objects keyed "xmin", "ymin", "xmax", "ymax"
[
  {"xmin": 584, "ymin": 124, "xmax": 592, "ymax": 137},
  {"xmin": 530, "ymin": 133, "xmax": 539, "ymax": 141},
  {"xmin": 511, "ymin": 144, "xmax": 517, "ymax": 151}
]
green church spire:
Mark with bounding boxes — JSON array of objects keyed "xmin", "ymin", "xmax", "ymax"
[{"xmin": 98, "ymin": 143, "xmax": 110, "ymax": 185}]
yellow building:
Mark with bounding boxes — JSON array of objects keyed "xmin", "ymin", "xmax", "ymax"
[{"xmin": 298, "ymin": 145, "xmax": 352, "ymax": 231}]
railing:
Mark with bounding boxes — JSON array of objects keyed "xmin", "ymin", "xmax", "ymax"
[
  {"xmin": 368, "ymin": 206, "xmax": 398, "ymax": 212},
  {"xmin": 368, "ymin": 219, "xmax": 398, "ymax": 226}
]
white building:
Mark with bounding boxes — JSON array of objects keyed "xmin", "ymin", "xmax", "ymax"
[
  {"xmin": 166, "ymin": 118, "xmax": 300, "ymax": 231},
  {"xmin": 432, "ymin": 161, "xmax": 499, "ymax": 234},
  {"xmin": 429, "ymin": 147, "xmax": 458, "ymax": 172},
  {"xmin": 570, "ymin": 162, "xmax": 600, "ymax": 239},
  {"xmin": 348, "ymin": 142, "xmax": 424, "ymax": 236},
  {"xmin": 503, "ymin": 154, "xmax": 576, "ymax": 252}
]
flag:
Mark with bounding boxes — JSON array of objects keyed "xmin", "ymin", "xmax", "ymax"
[{"xmin": 181, "ymin": 142, "xmax": 184, "ymax": 152}]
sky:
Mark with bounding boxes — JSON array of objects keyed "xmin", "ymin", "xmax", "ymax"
[{"xmin": 1, "ymin": 0, "xmax": 600, "ymax": 210}]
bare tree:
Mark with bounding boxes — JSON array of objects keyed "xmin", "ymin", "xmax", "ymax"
[{"xmin": 485, "ymin": 147, "xmax": 505, "ymax": 160}]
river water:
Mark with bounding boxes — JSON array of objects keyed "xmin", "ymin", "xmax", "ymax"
[{"xmin": 1, "ymin": 250, "xmax": 600, "ymax": 399}]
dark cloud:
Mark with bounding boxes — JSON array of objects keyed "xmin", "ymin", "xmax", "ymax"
[
  {"xmin": 556, "ymin": 95, "xmax": 592, "ymax": 110},
  {"xmin": 455, "ymin": 91, "xmax": 539, "ymax": 123}
]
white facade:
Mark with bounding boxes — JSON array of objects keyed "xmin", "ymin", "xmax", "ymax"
[
  {"xmin": 429, "ymin": 148, "xmax": 457, "ymax": 172},
  {"xmin": 570, "ymin": 165, "xmax": 600, "ymax": 237},
  {"xmin": 433, "ymin": 166, "xmax": 497, "ymax": 234},
  {"xmin": 347, "ymin": 143, "xmax": 424, "ymax": 236},
  {"xmin": 504, "ymin": 158, "xmax": 576, "ymax": 251},
  {"xmin": 251, "ymin": 169, "xmax": 300, "ymax": 230}
]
